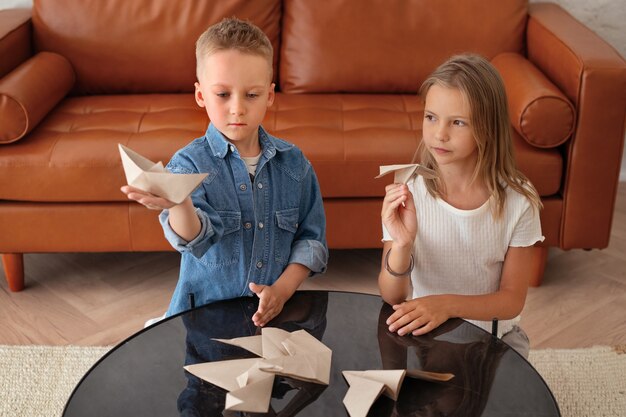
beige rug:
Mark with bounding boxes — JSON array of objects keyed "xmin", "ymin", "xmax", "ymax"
[{"xmin": 1, "ymin": 345, "xmax": 625, "ymax": 416}]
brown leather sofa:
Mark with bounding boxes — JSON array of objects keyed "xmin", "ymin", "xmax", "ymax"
[{"xmin": 1, "ymin": 0, "xmax": 625, "ymax": 291}]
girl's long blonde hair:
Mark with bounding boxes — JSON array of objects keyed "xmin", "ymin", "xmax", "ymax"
[{"xmin": 414, "ymin": 54, "xmax": 542, "ymax": 217}]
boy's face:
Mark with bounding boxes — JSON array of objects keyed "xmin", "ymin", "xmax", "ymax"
[{"xmin": 195, "ymin": 50, "xmax": 275, "ymax": 154}]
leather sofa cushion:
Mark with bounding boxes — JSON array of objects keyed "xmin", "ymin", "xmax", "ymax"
[
  {"xmin": 280, "ymin": 0, "xmax": 526, "ymax": 93},
  {"xmin": 0, "ymin": 52, "xmax": 74, "ymax": 144},
  {"xmin": 493, "ymin": 53, "xmax": 576, "ymax": 148},
  {"xmin": 32, "ymin": 0, "xmax": 282, "ymax": 94},
  {"xmin": 0, "ymin": 93, "xmax": 562, "ymax": 202}
]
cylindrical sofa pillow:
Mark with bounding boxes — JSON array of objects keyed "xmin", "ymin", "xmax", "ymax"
[
  {"xmin": 492, "ymin": 52, "xmax": 576, "ymax": 148},
  {"xmin": 0, "ymin": 51, "xmax": 75, "ymax": 144}
]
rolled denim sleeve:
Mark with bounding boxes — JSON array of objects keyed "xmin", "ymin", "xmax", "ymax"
[
  {"xmin": 159, "ymin": 207, "xmax": 216, "ymax": 258},
  {"xmin": 288, "ymin": 162, "xmax": 328, "ymax": 275},
  {"xmin": 289, "ymin": 239, "xmax": 328, "ymax": 274}
]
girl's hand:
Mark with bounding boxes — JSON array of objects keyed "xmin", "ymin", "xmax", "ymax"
[
  {"xmin": 120, "ymin": 185, "xmax": 177, "ymax": 210},
  {"xmin": 381, "ymin": 183, "xmax": 417, "ymax": 246},
  {"xmin": 249, "ymin": 282, "xmax": 286, "ymax": 327},
  {"xmin": 386, "ymin": 296, "xmax": 449, "ymax": 336}
]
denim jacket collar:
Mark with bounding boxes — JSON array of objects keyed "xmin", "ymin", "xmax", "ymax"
[{"xmin": 205, "ymin": 123, "xmax": 283, "ymax": 160}]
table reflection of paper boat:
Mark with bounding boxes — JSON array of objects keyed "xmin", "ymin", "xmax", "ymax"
[
  {"xmin": 376, "ymin": 163, "xmax": 437, "ymax": 184},
  {"xmin": 118, "ymin": 144, "xmax": 207, "ymax": 204}
]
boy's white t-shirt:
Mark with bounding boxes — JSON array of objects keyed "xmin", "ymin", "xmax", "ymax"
[
  {"xmin": 382, "ymin": 176, "xmax": 544, "ymax": 336},
  {"xmin": 241, "ymin": 153, "xmax": 262, "ymax": 177}
]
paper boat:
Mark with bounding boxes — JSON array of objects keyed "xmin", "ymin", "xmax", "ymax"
[{"xmin": 118, "ymin": 143, "xmax": 207, "ymax": 204}]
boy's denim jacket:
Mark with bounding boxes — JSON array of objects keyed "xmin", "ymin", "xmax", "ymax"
[{"xmin": 160, "ymin": 123, "xmax": 328, "ymax": 315}]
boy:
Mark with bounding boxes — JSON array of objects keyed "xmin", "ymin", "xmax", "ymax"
[{"xmin": 121, "ymin": 18, "xmax": 328, "ymax": 326}]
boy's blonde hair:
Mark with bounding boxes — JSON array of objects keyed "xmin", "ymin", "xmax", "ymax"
[
  {"xmin": 415, "ymin": 53, "xmax": 542, "ymax": 217},
  {"xmin": 195, "ymin": 17, "xmax": 273, "ymax": 81}
]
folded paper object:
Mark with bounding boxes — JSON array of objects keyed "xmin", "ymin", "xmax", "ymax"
[
  {"xmin": 376, "ymin": 164, "xmax": 437, "ymax": 184},
  {"xmin": 118, "ymin": 144, "xmax": 207, "ymax": 204},
  {"xmin": 184, "ymin": 328, "xmax": 332, "ymax": 413},
  {"xmin": 342, "ymin": 369, "xmax": 454, "ymax": 417}
]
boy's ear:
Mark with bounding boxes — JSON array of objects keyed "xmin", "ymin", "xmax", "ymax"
[
  {"xmin": 267, "ymin": 83, "xmax": 276, "ymax": 107},
  {"xmin": 194, "ymin": 82, "xmax": 206, "ymax": 108}
]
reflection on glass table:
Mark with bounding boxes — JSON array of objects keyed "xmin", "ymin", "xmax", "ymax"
[{"xmin": 63, "ymin": 291, "xmax": 560, "ymax": 417}]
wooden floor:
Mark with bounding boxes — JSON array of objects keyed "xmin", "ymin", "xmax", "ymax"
[{"xmin": 1, "ymin": 183, "xmax": 625, "ymax": 349}]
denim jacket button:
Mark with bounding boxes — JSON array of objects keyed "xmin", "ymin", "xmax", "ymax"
[
  {"xmin": 239, "ymin": 184, "xmax": 247, "ymax": 191},
  {"xmin": 258, "ymin": 222, "xmax": 264, "ymax": 229},
  {"xmin": 256, "ymin": 261, "xmax": 263, "ymax": 269},
  {"xmin": 244, "ymin": 222, "xmax": 252, "ymax": 229},
  {"xmin": 257, "ymin": 183, "xmax": 263, "ymax": 189}
]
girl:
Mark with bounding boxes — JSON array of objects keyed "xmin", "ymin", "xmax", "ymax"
[{"xmin": 379, "ymin": 54, "xmax": 544, "ymax": 358}]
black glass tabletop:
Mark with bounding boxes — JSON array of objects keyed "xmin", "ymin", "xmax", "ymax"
[{"xmin": 63, "ymin": 291, "xmax": 560, "ymax": 417}]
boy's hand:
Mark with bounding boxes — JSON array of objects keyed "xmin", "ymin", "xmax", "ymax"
[
  {"xmin": 381, "ymin": 183, "xmax": 417, "ymax": 247},
  {"xmin": 249, "ymin": 282, "xmax": 287, "ymax": 327},
  {"xmin": 121, "ymin": 185, "xmax": 177, "ymax": 210},
  {"xmin": 386, "ymin": 295, "xmax": 449, "ymax": 336}
]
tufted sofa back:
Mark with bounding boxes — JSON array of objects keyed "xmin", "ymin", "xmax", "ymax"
[
  {"xmin": 280, "ymin": 0, "xmax": 528, "ymax": 93},
  {"xmin": 32, "ymin": 0, "xmax": 282, "ymax": 94},
  {"xmin": 32, "ymin": 0, "xmax": 528, "ymax": 96}
]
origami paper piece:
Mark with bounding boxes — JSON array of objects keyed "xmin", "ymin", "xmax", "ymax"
[
  {"xmin": 183, "ymin": 328, "xmax": 332, "ymax": 413},
  {"xmin": 118, "ymin": 143, "xmax": 207, "ymax": 204},
  {"xmin": 342, "ymin": 369, "xmax": 454, "ymax": 417},
  {"xmin": 258, "ymin": 328, "xmax": 332, "ymax": 384},
  {"xmin": 376, "ymin": 163, "xmax": 437, "ymax": 184},
  {"xmin": 185, "ymin": 358, "xmax": 273, "ymax": 412},
  {"xmin": 213, "ymin": 335, "xmax": 264, "ymax": 357}
]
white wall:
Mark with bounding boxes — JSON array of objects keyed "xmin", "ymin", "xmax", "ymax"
[
  {"xmin": 2, "ymin": 0, "xmax": 626, "ymax": 179},
  {"xmin": 0, "ymin": 0, "xmax": 31, "ymax": 8}
]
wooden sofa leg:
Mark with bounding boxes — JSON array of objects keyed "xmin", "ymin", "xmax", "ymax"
[
  {"xmin": 528, "ymin": 246, "xmax": 548, "ymax": 287},
  {"xmin": 2, "ymin": 253, "xmax": 25, "ymax": 292}
]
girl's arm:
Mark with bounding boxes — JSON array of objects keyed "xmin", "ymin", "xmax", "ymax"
[
  {"xmin": 378, "ymin": 183, "xmax": 418, "ymax": 305},
  {"xmin": 378, "ymin": 240, "xmax": 412, "ymax": 305},
  {"xmin": 387, "ymin": 245, "xmax": 542, "ymax": 336}
]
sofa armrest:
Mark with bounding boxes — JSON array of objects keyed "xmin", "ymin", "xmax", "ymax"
[
  {"xmin": 0, "ymin": 52, "xmax": 75, "ymax": 144},
  {"xmin": 527, "ymin": 2, "xmax": 626, "ymax": 249},
  {"xmin": 493, "ymin": 52, "xmax": 575, "ymax": 149},
  {"xmin": 0, "ymin": 8, "xmax": 32, "ymax": 79}
]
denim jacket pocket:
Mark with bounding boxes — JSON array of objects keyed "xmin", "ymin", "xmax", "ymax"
[
  {"xmin": 197, "ymin": 210, "xmax": 241, "ymax": 268},
  {"xmin": 274, "ymin": 207, "xmax": 299, "ymax": 265}
]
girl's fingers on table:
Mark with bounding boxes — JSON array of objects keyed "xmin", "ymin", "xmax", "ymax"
[
  {"xmin": 388, "ymin": 311, "xmax": 416, "ymax": 333},
  {"xmin": 412, "ymin": 322, "xmax": 436, "ymax": 336}
]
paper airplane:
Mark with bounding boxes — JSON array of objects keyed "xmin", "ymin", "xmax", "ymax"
[
  {"xmin": 118, "ymin": 143, "xmax": 207, "ymax": 204},
  {"xmin": 376, "ymin": 164, "xmax": 437, "ymax": 184},
  {"xmin": 184, "ymin": 328, "xmax": 332, "ymax": 413},
  {"xmin": 342, "ymin": 369, "xmax": 454, "ymax": 417}
]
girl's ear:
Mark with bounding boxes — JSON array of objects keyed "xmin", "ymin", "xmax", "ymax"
[{"xmin": 194, "ymin": 82, "xmax": 206, "ymax": 108}]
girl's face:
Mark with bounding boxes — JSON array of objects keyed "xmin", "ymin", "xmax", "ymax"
[{"xmin": 422, "ymin": 84, "xmax": 478, "ymax": 171}]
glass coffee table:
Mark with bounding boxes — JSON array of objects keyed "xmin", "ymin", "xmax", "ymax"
[{"xmin": 63, "ymin": 291, "xmax": 560, "ymax": 416}]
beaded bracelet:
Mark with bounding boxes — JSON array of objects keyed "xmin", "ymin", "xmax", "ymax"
[{"xmin": 384, "ymin": 248, "xmax": 414, "ymax": 277}]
